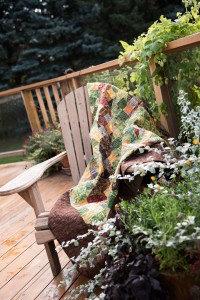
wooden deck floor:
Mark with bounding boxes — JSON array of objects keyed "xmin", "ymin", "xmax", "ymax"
[{"xmin": 0, "ymin": 162, "xmax": 87, "ymax": 299}]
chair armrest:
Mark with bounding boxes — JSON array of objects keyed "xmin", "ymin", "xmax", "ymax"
[{"xmin": 0, "ymin": 151, "xmax": 67, "ymax": 196}]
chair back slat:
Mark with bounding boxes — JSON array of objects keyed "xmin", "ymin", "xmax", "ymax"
[
  {"xmin": 58, "ymin": 86, "xmax": 94, "ymax": 184},
  {"xmin": 57, "ymin": 100, "xmax": 80, "ymax": 184},
  {"xmin": 74, "ymin": 87, "xmax": 92, "ymax": 164},
  {"xmin": 65, "ymin": 91, "xmax": 87, "ymax": 176},
  {"xmin": 84, "ymin": 86, "xmax": 93, "ymax": 129}
]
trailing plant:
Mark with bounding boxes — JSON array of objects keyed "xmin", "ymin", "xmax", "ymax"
[
  {"xmin": 119, "ymin": 0, "xmax": 200, "ymax": 118},
  {"xmin": 25, "ymin": 124, "xmax": 65, "ymax": 171},
  {"xmin": 56, "ymin": 90, "xmax": 200, "ymax": 298},
  {"xmin": 56, "ymin": 218, "xmax": 130, "ymax": 299},
  {"xmin": 57, "ymin": 216, "xmax": 168, "ymax": 300},
  {"xmin": 81, "ymin": 65, "xmax": 137, "ymax": 93},
  {"xmin": 118, "ymin": 90, "xmax": 200, "ymax": 272},
  {"xmin": 178, "ymin": 90, "xmax": 200, "ymax": 142},
  {"xmin": 120, "ymin": 173, "xmax": 200, "ymax": 272}
]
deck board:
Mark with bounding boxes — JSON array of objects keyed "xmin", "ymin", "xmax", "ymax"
[{"xmin": 0, "ymin": 162, "xmax": 87, "ymax": 299}]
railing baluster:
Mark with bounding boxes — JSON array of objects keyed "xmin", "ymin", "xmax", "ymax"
[
  {"xmin": 52, "ymin": 84, "xmax": 61, "ymax": 105},
  {"xmin": 35, "ymin": 88, "xmax": 49, "ymax": 128},
  {"xmin": 43, "ymin": 86, "xmax": 57, "ymax": 124},
  {"xmin": 21, "ymin": 90, "xmax": 41, "ymax": 132}
]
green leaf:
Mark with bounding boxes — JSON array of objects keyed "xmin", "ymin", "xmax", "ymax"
[{"xmin": 151, "ymin": 66, "xmax": 162, "ymax": 78}]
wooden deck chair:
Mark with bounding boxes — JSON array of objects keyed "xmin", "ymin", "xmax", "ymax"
[
  {"xmin": 0, "ymin": 86, "xmax": 94, "ymax": 277},
  {"xmin": 0, "ymin": 85, "xmax": 164, "ymax": 276}
]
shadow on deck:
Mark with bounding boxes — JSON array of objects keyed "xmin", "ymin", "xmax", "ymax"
[{"xmin": 0, "ymin": 162, "xmax": 87, "ymax": 299}]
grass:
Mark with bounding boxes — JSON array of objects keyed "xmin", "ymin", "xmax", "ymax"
[
  {"xmin": 0, "ymin": 155, "xmax": 27, "ymax": 165},
  {"xmin": 0, "ymin": 133, "xmax": 30, "ymax": 164}
]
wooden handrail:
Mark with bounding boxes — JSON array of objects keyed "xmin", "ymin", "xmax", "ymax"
[
  {"xmin": 0, "ymin": 32, "xmax": 199, "ymax": 98},
  {"xmin": 164, "ymin": 32, "xmax": 200, "ymax": 53},
  {"xmin": 0, "ymin": 149, "xmax": 26, "ymax": 158}
]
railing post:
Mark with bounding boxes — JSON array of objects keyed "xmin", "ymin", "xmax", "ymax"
[
  {"xmin": 149, "ymin": 57, "xmax": 179, "ymax": 138},
  {"xmin": 60, "ymin": 79, "xmax": 73, "ymax": 99},
  {"xmin": 71, "ymin": 77, "xmax": 81, "ymax": 89},
  {"xmin": 21, "ymin": 90, "xmax": 42, "ymax": 132}
]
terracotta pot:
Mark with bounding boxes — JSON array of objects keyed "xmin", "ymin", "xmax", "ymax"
[
  {"xmin": 61, "ymin": 155, "xmax": 71, "ymax": 175},
  {"xmin": 160, "ymin": 272, "xmax": 200, "ymax": 300}
]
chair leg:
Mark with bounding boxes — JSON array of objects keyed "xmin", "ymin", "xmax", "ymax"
[{"xmin": 44, "ymin": 241, "xmax": 61, "ymax": 276}]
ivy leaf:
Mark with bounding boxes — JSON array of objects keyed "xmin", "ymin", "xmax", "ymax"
[
  {"xmin": 120, "ymin": 40, "xmax": 129, "ymax": 49},
  {"xmin": 151, "ymin": 66, "xmax": 162, "ymax": 78}
]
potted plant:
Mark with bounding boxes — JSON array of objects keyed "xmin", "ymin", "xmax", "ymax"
[{"xmin": 24, "ymin": 124, "xmax": 71, "ymax": 175}]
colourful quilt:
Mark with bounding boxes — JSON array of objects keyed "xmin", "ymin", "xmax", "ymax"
[{"xmin": 70, "ymin": 82, "xmax": 163, "ymax": 224}]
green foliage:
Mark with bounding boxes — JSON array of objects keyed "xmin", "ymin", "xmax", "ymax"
[
  {"xmin": 119, "ymin": 90, "xmax": 200, "ymax": 272},
  {"xmin": 81, "ymin": 65, "xmax": 137, "ymax": 93},
  {"xmin": 0, "ymin": 155, "xmax": 26, "ymax": 165},
  {"xmin": 120, "ymin": 0, "xmax": 200, "ymax": 118},
  {"xmin": 178, "ymin": 90, "xmax": 200, "ymax": 142},
  {"xmin": 121, "ymin": 174, "xmax": 200, "ymax": 271},
  {"xmin": 25, "ymin": 126, "xmax": 65, "ymax": 168},
  {"xmin": 55, "ymin": 89, "xmax": 200, "ymax": 298},
  {"xmin": 0, "ymin": 0, "xmax": 183, "ymax": 91}
]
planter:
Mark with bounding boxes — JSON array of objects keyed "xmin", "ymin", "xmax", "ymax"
[
  {"xmin": 160, "ymin": 272, "xmax": 200, "ymax": 300},
  {"xmin": 61, "ymin": 155, "xmax": 71, "ymax": 176}
]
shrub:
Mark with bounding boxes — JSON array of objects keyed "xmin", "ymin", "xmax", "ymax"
[{"xmin": 25, "ymin": 125, "xmax": 65, "ymax": 172}]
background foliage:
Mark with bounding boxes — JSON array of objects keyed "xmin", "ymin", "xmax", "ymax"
[
  {"xmin": 119, "ymin": 0, "xmax": 200, "ymax": 118},
  {"xmin": 0, "ymin": 0, "xmax": 183, "ymax": 91}
]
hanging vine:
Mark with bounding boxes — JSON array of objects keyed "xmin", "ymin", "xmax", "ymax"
[{"xmin": 119, "ymin": 0, "xmax": 200, "ymax": 117}]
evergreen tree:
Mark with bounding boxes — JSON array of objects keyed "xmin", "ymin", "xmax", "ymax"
[{"xmin": 0, "ymin": 0, "xmax": 182, "ymax": 91}]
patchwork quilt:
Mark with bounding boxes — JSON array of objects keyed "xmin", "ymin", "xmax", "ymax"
[{"xmin": 70, "ymin": 82, "xmax": 164, "ymax": 224}]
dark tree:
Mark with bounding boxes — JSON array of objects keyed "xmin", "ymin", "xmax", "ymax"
[{"xmin": 0, "ymin": 0, "xmax": 182, "ymax": 91}]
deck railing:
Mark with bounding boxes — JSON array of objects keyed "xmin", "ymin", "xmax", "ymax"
[{"xmin": 0, "ymin": 33, "xmax": 199, "ymax": 157}]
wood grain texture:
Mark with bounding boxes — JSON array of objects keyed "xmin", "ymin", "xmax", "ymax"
[
  {"xmin": 75, "ymin": 87, "xmax": 92, "ymax": 164},
  {"xmin": 149, "ymin": 57, "xmax": 179, "ymax": 138},
  {"xmin": 0, "ymin": 149, "xmax": 26, "ymax": 158},
  {"xmin": 65, "ymin": 91, "xmax": 86, "ymax": 176},
  {"xmin": 43, "ymin": 86, "xmax": 57, "ymax": 123},
  {"xmin": 19, "ymin": 183, "xmax": 45, "ymax": 216},
  {"xmin": 0, "ymin": 163, "xmax": 84, "ymax": 300},
  {"xmin": 12, "ymin": 250, "xmax": 67, "ymax": 300},
  {"xmin": 35, "ymin": 88, "xmax": 49, "ymax": 127},
  {"xmin": 84, "ymin": 85, "xmax": 93, "ymax": 129},
  {"xmin": 0, "ymin": 151, "xmax": 67, "ymax": 195},
  {"xmin": 35, "ymin": 229, "xmax": 55, "ymax": 244},
  {"xmin": 57, "ymin": 99, "xmax": 80, "ymax": 185},
  {"xmin": 52, "ymin": 83, "xmax": 61, "ymax": 105},
  {"xmin": 35, "ymin": 216, "xmax": 49, "ymax": 230},
  {"xmin": 21, "ymin": 90, "xmax": 42, "ymax": 132}
]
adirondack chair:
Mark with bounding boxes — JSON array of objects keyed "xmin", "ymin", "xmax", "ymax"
[
  {"xmin": 0, "ymin": 86, "xmax": 98, "ymax": 276},
  {"xmin": 0, "ymin": 84, "xmax": 166, "ymax": 277}
]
